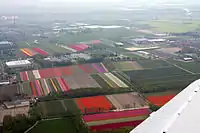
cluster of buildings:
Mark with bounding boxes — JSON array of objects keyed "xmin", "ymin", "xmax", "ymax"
[{"xmin": 0, "ymin": 41, "xmax": 16, "ymax": 55}]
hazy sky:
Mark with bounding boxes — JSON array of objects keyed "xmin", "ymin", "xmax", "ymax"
[{"xmin": 0, "ymin": 0, "xmax": 199, "ymax": 8}]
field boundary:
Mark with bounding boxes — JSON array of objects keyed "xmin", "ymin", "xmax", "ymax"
[{"xmin": 24, "ymin": 121, "xmax": 39, "ymax": 133}]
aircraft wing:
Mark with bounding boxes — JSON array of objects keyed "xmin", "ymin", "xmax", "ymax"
[{"xmin": 130, "ymin": 79, "xmax": 200, "ymax": 133}]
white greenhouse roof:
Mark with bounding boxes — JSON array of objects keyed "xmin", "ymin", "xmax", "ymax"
[
  {"xmin": 130, "ymin": 79, "xmax": 200, "ymax": 133},
  {"xmin": 6, "ymin": 60, "xmax": 31, "ymax": 67}
]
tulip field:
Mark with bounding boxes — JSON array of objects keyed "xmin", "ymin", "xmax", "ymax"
[
  {"xmin": 83, "ymin": 108, "xmax": 150, "ymax": 131},
  {"xmin": 23, "ymin": 77, "xmax": 69, "ymax": 97},
  {"xmin": 146, "ymin": 94, "xmax": 176, "ymax": 106},
  {"xmin": 19, "ymin": 63, "xmax": 110, "ymax": 81},
  {"xmin": 20, "ymin": 48, "xmax": 48, "ymax": 56},
  {"xmin": 37, "ymin": 92, "xmax": 150, "ymax": 131},
  {"xmin": 74, "ymin": 92, "xmax": 148, "ymax": 114},
  {"xmin": 68, "ymin": 44, "xmax": 89, "ymax": 52},
  {"xmin": 19, "ymin": 61, "xmax": 145, "ymax": 97}
]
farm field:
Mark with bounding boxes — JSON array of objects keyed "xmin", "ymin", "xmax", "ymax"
[
  {"xmin": 0, "ymin": 84, "xmax": 20, "ymax": 101},
  {"xmin": 28, "ymin": 118, "xmax": 78, "ymax": 133},
  {"xmin": 135, "ymin": 74, "xmax": 198, "ymax": 93},
  {"xmin": 39, "ymin": 99, "xmax": 80, "ymax": 117},
  {"xmin": 146, "ymin": 94, "xmax": 176, "ymax": 106},
  {"xmin": 64, "ymin": 74, "xmax": 101, "ymax": 90},
  {"xmin": 137, "ymin": 60, "xmax": 172, "ymax": 69},
  {"xmin": 39, "ymin": 92, "xmax": 149, "ymax": 117},
  {"xmin": 144, "ymin": 90, "xmax": 180, "ymax": 97},
  {"xmin": 20, "ymin": 48, "xmax": 48, "ymax": 56},
  {"xmin": 142, "ymin": 20, "xmax": 200, "ymax": 33},
  {"xmin": 124, "ymin": 65, "xmax": 199, "ymax": 93},
  {"xmin": 20, "ymin": 63, "xmax": 110, "ymax": 81},
  {"xmin": 22, "ymin": 77, "xmax": 69, "ymax": 97},
  {"xmin": 168, "ymin": 60, "xmax": 200, "ymax": 74},
  {"xmin": 106, "ymin": 92, "xmax": 148, "ymax": 109},
  {"xmin": 113, "ymin": 61, "xmax": 143, "ymax": 71},
  {"xmin": 124, "ymin": 67, "xmax": 189, "ymax": 81},
  {"xmin": 83, "ymin": 108, "xmax": 150, "ymax": 131},
  {"xmin": 75, "ymin": 96, "xmax": 113, "ymax": 114}
]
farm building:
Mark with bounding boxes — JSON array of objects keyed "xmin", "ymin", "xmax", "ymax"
[
  {"xmin": 4, "ymin": 100, "xmax": 30, "ymax": 109},
  {"xmin": 115, "ymin": 42, "xmax": 124, "ymax": 47},
  {"xmin": 137, "ymin": 51, "xmax": 150, "ymax": 55},
  {"xmin": 133, "ymin": 38, "xmax": 148, "ymax": 44},
  {"xmin": 0, "ymin": 81, "xmax": 10, "ymax": 86},
  {"xmin": 6, "ymin": 60, "xmax": 31, "ymax": 68},
  {"xmin": 183, "ymin": 57, "xmax": 193, "ymax": 61},
  {"xmin": 147, "ymin": 38, "xmax": 166, "ymax": 43}
]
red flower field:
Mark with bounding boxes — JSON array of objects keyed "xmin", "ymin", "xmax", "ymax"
[
  {"xmin": 76, "ymin": 96, "xmax": 113, "ymax": 113},
  {"xmin": 59, "ymin": 67, "xmax": 72, "ymax": 76},
  {"xmin": 90, "ymin": 120, "xmax": 144, "ymax": 131},
  {"xmin": 147, "ymin": 94, "xmax": 176, "ymax": 106},
  {"xmin": 32, "ymin": 48, "xmax": 48, "ymax": 56}
]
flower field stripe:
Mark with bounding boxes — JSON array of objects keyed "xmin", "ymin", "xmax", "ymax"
[
  {"xmin": 25, "ymin": 71, "xmax": 29, "ymax": 81},
  {"xmin": 92, "ymin": 63, "xmax": 105, "ymax": 73},
  {"xmin": 23, "ymin": 48, "xmax": 33, "ymax": 56},
  {"xmin": 32, "ymin": 48, "xmax": 48, "ymax": 56},
  {"xmin": 83, "ymin": 108, "xmax": 150, "ymax": 122},
  {"xmin": 60, "ymin": 77, "xmax": 70, "ymax": 91},
  {"xmin": 32, "ymin": 70, "xmax": 41, "ymax": 79},
  {"xmin": 47, "ymin": 79, "xmax": 54, "ymax": 93},
  {"xmin": 60, "ymin": 45, "xmax": 77, "ymax": 52},
  {"xmin": 56, "ymin": 77, "xmax": 68, "ymax": 92},
  {"xmin": 23, "ymin": 82, "xmax": 32, "ymax": 95},
  {"xmin": 39, "ymin": 79, "xmax": 48, "ymax": 96},
  {"xmin": 20, "ymin": 49, "xmax": 32, "ymax": 56},
  {"xmin": 30, "ymin": 81, "xmax": 37, "ymax": 96},
  {"xmin": 20, "ymin": 72, "xmax": 24, "ymax": 81},
  {"xmin": 38, "ymin": 80, "xmax": 45, "ymax": 96},
  {"xmin": 100, "ymin": 63, "xmax": 108, "ymax": 72},
  {"xmin": 35, "ymin": 80, "xmax": 42, "ymax": 96},
  {"xmin": 87, "ymin": 115, "xmax": 148, "ymax": 126},
  {"xmin": 50, "ymin": 78, "xmax": 58, "ymax": 92},
  {"xmin": 98, "ymin": 74, "xmax": 113, "ymax": 88},
  {"xmin": 90, "ymin": 120, "xmax": 144, "ymax": 131},
  {"xmin": 56, "ymin": 77, "xmax": 65, "ymax": 92},
  {"xmin": 20, "ymin": 72, "xmax": 29, "ymax": 81},
  {"xmin": 43, "ymin": 79, "xmax": 50, "ymax": 94},
  {"xmin": 105, "ymin": 73, "xmax": 128, "ymax": 88},
  {"xmin": 52, "ymin": 78, "xmax": 62, "ymax": 92},
  {"xmin": 99, "ymin": 73, "xmax": 119, "ymax": 88}
]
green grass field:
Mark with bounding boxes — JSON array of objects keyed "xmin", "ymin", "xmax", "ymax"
[
  {"xmin": 28, "ymin": 119, "xmax": 78, "ymax": 133},
  {"xmin": 142, "ymin": 20, "xmax": 200, "ymax": 33}
]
